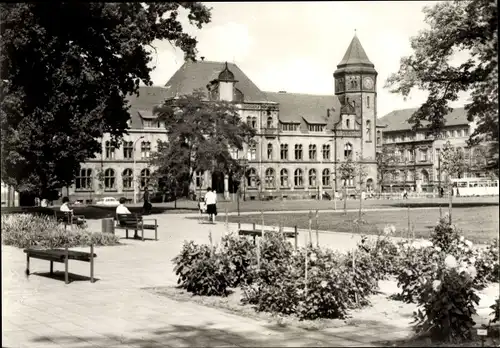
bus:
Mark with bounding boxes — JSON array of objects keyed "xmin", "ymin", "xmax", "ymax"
[{"xmin": 450, "ymin": 177, "xmax": 499, "ymax": 197}]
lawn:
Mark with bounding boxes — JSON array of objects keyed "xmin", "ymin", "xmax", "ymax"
[{"xmin": 225, "ymin": 206, "xmax": 499, "ymax": 245}]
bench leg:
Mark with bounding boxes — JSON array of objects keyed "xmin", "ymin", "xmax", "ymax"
[
  {"xmin": 64, "ymin": 248, "xmax": 69, "ymax": 285},
  {"xmin": 50, "ymin": 261, "xmax": 53, "ymax": 275},
  {"xmin": 90, "ymin": 244, "xmax": 94, "ymax": 283},
  {"xmin": 126, "ymin": 229, "xmax": 129, "ymax": 239},
  {"xmin": 155, "ymin": 226, "xmax": 157, "ymax": 241},
  {"xmin": 25, "ymin": 255, "xmax": 30, "ymax": 276},
  {"xmin": 141, "ymin": 227, "xmax": 144, "ymax": 241}
]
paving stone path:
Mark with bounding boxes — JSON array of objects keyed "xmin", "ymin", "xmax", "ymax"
[{"xmin": 2, "ymin": 212, "xmax": 416, "ymax": 347}]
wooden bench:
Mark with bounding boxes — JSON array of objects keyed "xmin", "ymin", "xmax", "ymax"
[
  {"xmin": 24, "ymin": 245, "xmax": 96, "ymax": 284},
  {"xmin": 54, "ymin": 211, "xmax": 86, "ymax": 229},
  {"xmin": 237, "ymin": 223, "xmax": 299, "ymax": 247},
  {"xmin": 115, "ymin": 214, "xmax": 158, "ymax": 241}
]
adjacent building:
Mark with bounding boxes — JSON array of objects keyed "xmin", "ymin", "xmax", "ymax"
[
  {"xmin": 377, "ymin": 107, "xmax": 490, "ymax": 193},
  {"xmin": 68, "ymin": 34, "xmax": 382, "ymax": 202}
]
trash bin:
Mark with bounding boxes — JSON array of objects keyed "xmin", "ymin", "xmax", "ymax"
[{"xmin": 101, "ymin": 217, "xmax": 115, "ymax": 234}]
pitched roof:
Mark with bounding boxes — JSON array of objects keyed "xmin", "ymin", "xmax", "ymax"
[
  {"xmin": 126, "ymin": 86, "xmax": 168, "ymax": 128},
  {"xmin": 163, "ymin": 60, "xmax": 271, "ymax": 103},
  {"xmin": 265, "ymin": 92, "xmax": 341, "ymax": 125},
  {"xmin": 337, "ymin": 35, "xmax": 374, "ymax": 68},
  {"xmin": 378, "ymin": 107, "xmax": 469, "ymax": 132}
]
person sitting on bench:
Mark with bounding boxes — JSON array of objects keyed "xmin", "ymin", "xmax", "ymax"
[
  {"xmin": 60, "ymin": 196, "xmax": 73, "ymax": 214},
  {"xmin": 116, "ymin": 197, "xmax": 140, "ymax": 239}
]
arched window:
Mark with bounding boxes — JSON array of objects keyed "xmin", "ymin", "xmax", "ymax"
[
  {"xmin": 246, "ymin": 116, "xmax": 252, "ymax": 126},
  {"xmin": 294, "ymin": 144, "xmax": 303, "ymax": 160},
  {"xmin": 344, "ymin": 143, "xmax": 352, "ymax": 160},
  {"xmin": 267, "ymin": 143, "xmax": 273, "ymax": 160},
  {"xmin": 308, "ymin": 145, "xmax": 317, "ymax": 160},
  {"xmin": 367, "ymin": 95, "xmax": 370, "ymax": 108},
  {"xmin": 366, "ymin": 178, "xmax": 373, "ymax": 191},
  {"xmin": 140, "ymin": 168, "xmax": 150, "ymax": 189},
  {"xmin": 251, "ymin": 117, "xmax": 257, "ymax": 129},
  {"xmin": 309, "ymin": 169, "xmax": 317, "ymax": 187},
  {"xmin": 322, "ymin": 168, "xmax": 330, "ymax": 186},
  {"xmin": 280, "ymin": 169, "xmax": 289, "ymax": 187},
  {"xmin": 421, "ymin": 170, "xmax": 429, "ymax": 184},
  {"xmin": 247, "ymin": 168, "xmax": 257, "ymax": 187},
  {"xmin": 322, "ymin": 144, "xmax": 330, "ymax": 160},
  {"xmin": 267, "ymin": 116, "xmax": 273, "ymax": 128},
  {"xmin": 294, "ymin": 169, "xmax": 303, "ymax": 187},
  {"xmin": 265, "ymin": 168, "xmax": 275, "ymax": 188},
  {"xmin": 76, "ymin": 169, "xmax": 93, "ymax": 191},
  {"xmin": 141, "ymin": 141, "xmax": 151, "ymax": 159},
  {"xmin": 376, "ymin": 130, "xmax": 381, "ymax": 145},
  {"xmin": 104, "ymin": 168, "xmax": 116, "ymax": 190},
  {"xmin": 366, "ymin": 120, "xmax": 372, "ymax": 141},
  {"xmin": 195, "ymin": 170, "xmax": 204, "ymax": 188},
  {"xmin": 346, "ymin": 119, "xmax": 350, "ymax": 129},
  {"xmin": 105, "ymin": 141, "xmax": 115, "ymax": 159},
  {"xmin": 280, "ymin": 144, "xmax": 288, "ymax": 160},
  {"xmin": 122, "ymin": 169, "xmax": 133, "ymax": 190},
  {"xmin": 249, "ymin": 143, "xmax": 257, "ymax": 160},
  {"xmin": 123, "ymin": 141, "xmax": 133, "ymax": 159}
]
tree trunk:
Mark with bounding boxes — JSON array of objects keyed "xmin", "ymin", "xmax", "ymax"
[{"xmin": 343, "ymin": 186, "xmax": 347, "ymax": 215}]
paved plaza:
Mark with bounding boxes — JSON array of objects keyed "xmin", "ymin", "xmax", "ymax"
[{"xmin": 0, "ymin": 210, "xmax": 476, "ymax": 347}]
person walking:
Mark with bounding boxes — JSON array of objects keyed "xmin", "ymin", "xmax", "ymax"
[
  {"xmin": 204, "ymin": 187, "xmax": 217, "ymax": 223},
  {"xmin": 142, "ymin": 187, "xmax": 151, "ymax": 215}
]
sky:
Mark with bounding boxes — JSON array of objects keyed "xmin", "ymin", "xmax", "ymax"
[{"xmin": 146, "ymin": 1, "xmax": 470, "ymax": 118}]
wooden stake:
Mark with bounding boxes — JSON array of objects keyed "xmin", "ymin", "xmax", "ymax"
[
  {"xmin": 448, "ymin": 184, "xmax": 453, "ymax": 224},
  {"xmin": 256, "ymin": 236, "xmax": 261, "ymax": 269},
  {"xmin": 261, "ymin": 210, "xmax": 264, "ymax": 238},
  {"xmin": 315, "ymin": 210, "xmax": 319, "ymax": 247},
  {"xmin": 407, "ymin": 203, "xmax": 411, "ymax": 239},
  {"xmin": 294, "ymin": 225, "xmax": 298, "ymax": 250},
  {"xmin": 308, "ymin": 210, "xmax": 312, "ymax": 247},
  {"xmin": 225, "ymin": 208, "xmax": 228, "ymax": 230},
  {"xmin": 352, "ymin": 249, "xmax": 358, "ymax": 306},
  {"xmin": 304, "ymin": 238, "xmax": 309, "ymax": 296}
]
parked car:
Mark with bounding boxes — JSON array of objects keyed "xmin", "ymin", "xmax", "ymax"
[{"xmin": 95, "ymin": 197, "xmax": 120, "ymax": 207}]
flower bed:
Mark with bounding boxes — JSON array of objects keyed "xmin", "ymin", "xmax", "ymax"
[{"xmin": 1, "ymin": 213, "xmax": 120, "ymax": 248}]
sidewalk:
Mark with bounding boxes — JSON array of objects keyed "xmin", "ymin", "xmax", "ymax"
[{"xmin": 2, "ymin": 212, "xmax": 414, "ymax": 347}]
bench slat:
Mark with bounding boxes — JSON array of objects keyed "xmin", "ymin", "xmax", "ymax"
[{"xmin": 24, "ymin": 249, "xmax": 96, "ymax": 262}]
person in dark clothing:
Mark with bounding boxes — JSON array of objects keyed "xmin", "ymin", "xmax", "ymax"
[{"xmin": 143, "ymin": 187, "xmax": 152, "ymax": 215}]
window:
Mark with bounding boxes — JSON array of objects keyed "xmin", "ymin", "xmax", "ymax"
[
  {"xmin": 280, "ymin": 144, "xmax": 288, "ymax": 160},
  {"xmin": 367, "ymin": 95, "xmax": 370, "ymax": 108},
  {"xmin": 308, "ymin": 144, "xmax": 317, "ymax": 160},
  {"xmin": 421, "ymin": 170, "xmax": 430, "ymax": 184},
  {"xmin": 322, "ymin": 144, "xmax": 330, "ymax": 160},
  {"xmin": 123, "ymin": 141, "xmax": 133, "ymax": 159},
  {"xmin": 346, "ymin": 119, "xmax": 350, "ymax": 129},
  {"xmin": 122, "ymin": 169, "xmax": 133, "ymax": 190},
  {"xmin": 265, "ymin": 168, "xmax": 275, "ymax": 188},
  {"xmin": 249, "ymin": 143, "xmax": 257, "ymax": 160},
  {"xmin": 229, "ymin": 148, "xmax": 238, "ymax": 159},
  {"xmin": 281, "ymin": 123, "xmax": 299, "ymax": 131},
  {"xmin": 461, "ymin": 129, "xmax": 467, "ymax": 137},
  {"xmin": 104, "ymin": 168, "xmax": 116, "ymax": 190},
  {"xmin": 344, "ymin": 143, "xmax": 352, "ymax": 160},
  {"xmin": 322, "ymin": 169, "xmax": 331, "ymax": 186},
  {"xmin": 267, "ymin": 143, "xmax": 273, "ymax": 160},
  {"xmin": 105, "ymin": 141, "xmax": 115, "ymax": 159},
  {"xmin": 280, "ymin": 169, "xmax": 289, "ymax": 187},
  {"xmin": 294, "ymin": 169, "xmax": 303, "ymax": 187},
  {"xmin": 295, "ymin": 144, "xmax": 303, "ymax": 160},
  {"xmin": 309, "ymin": 169, "xmax": 317, "ymax": 187},
  {"xmin": 141, "ymin": 141, "xmax": 151, "ymax": 159},
  {"xmin": 140, "ymin": 168, "xmax": 150, "ymax": 189},
  {"xmin": 376, "ymin": 130, "xmax": 381, "ymax": 145},
  {"xmin": 251, "ymin": 117, "xmax": 257, "ymax": 129},
  {"xmin": 446, "ymin": 130, "xmax": 451, "ymax": 138},
  {"xmin": 143, "ymin": 119, "xmax": 159, "ymax": 128},
  {"xmin": 394, "ymin": 149, "xmax": 401, "ymax": 162},
  {"xmin": 452, "ymin": 130, "xmax": 457, "ymax": 138},
  {"xmin": 366, "ymin": 120, "xmax": 372, "ymax": 141},
  {"xmin": 308, "ymin": 124, "xmax": 324, "ymax": 132},
  {"xmin": 195, "ymin": 170, "xmax": 204, "ymax": 188},
  {"xmin": 247, "ymin": 168, "xmax": 257, "ymax": 187},
  {"xmin": 267, "ymin": 116, "xmax": 273, "ymax": 128},
  {"xmin": 420, "ymin": 148, "xmax": 428, "ymax": 162},
  {"xmin": 436, "ymin": 148, "xmax": 441, "ymax": 160},
  {"xmin": 76, "ymin": 169, "xmax": 93, "ymax": 191},
  {"xmin": 246, "ymin": 116, "xmax": 251, "ymax": 126}
]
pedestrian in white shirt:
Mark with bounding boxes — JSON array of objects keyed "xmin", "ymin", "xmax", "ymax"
[
  {"xmin": 116, "ymin": 197, "xmax": 141, "ymax": 239},
  {"xmin": 204, "ymin": 187, "xmax": 217, "ymax": 223}
]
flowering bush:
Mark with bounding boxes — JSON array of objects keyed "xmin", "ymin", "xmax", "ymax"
[
  {"xmin": 413, "ymin": 254, "xmax": 480, "ymax": 342},
  {"xmin": 357, "ymin": 230, "xmax": 401, "ymax": 279},
  {"xmin": 475, "ymin": 239, "xmax": 499, "ymax": 285},
  {"xmin": 220, "ymin": 233, "xmax": 256, "ymax": 287},
  {"xmin": 430, "ymin": 216, "xmax": 460, "ymax": 253},
  {"xmin": 491, "ymin": 298, "xmax": 499, "ymax": 323}
]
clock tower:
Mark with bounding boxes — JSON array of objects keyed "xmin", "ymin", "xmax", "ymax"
[{"xmin": 334, "ymin": 33, "xmax": 378, "ymax": 188}]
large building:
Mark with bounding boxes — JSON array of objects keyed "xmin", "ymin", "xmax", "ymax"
[
  {"xmin": 68, "ymin": 34, "xmax": 381, "ymax": 202},
  {"xmin": 377, "ymin": 107, "xmax": 491, "ymax": 193}
]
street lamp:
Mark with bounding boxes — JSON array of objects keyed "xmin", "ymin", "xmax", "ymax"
[{"xmin": 133, "ymin": 136, "xmax": 145, "ymax": 204}]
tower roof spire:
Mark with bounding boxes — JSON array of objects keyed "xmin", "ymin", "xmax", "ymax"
[{"xmin": 337, "ymin": 34, "xmax": 373, "ymax": 68}]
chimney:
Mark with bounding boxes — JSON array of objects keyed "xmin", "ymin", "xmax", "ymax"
[
  {"xmin": 200, "ymin": 56, "xmax": 205, "ymax": 61},
  {"xmin": 327, "ymin": 109, "xmax": 330, "ymax": 118}
]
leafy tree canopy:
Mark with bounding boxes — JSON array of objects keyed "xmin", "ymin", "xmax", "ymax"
[
  {"xmin": 385, "ymin": 0, "xmax": 498, "ymax": 159},
  {"xmin": 439, "ymin": 141, "xmax": 468, "ymax": 180},
  {"xmin": 0, "ymin": 2, "xmax": 211, "ymax": 198},
  {"xmin": 150, "ymin": 90, "xmax": 256, "ymax": 196}
]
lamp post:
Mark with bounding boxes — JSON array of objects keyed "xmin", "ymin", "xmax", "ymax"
[{"xmin": 133, "ymin": 136, "xmax": 145, "ymax": 204}]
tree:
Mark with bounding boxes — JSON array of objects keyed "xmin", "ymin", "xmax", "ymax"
[
  {"xmin": 385, "ymin": 0, "xmax": 498, "ymax": 167},
  {"xmin": 0, "ymin": 3, "xmax": 211, "ymax": 199},
  {"xmin": 440, "ymin": 141, "xmax": 468, "ymax": 181},
  {"xmin": 150, "ymin": 90, "xmax": 256, "ymax": 197},
  {"xmin": 376, "ymin": 146, "xmax": 397, "ymax": 195}
]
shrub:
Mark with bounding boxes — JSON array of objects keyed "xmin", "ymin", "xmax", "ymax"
[
  {"xmin": 491, "ymin": 298, "xmax": 499, "ymax": 323},
  {"xmin": 172, "ymin": 241, "xmax": 232, "ymax": 296},
  {"xmin": 220, "ymin": 233, "xmax": 256, "ymax": 287},
  {"xmin": 413, "ymin": 255, "xmax": 480, "ymax": 343},
  {"xmin": 430, "ymin": 216, "xmax": 460, "ymax": 253},
  {"xmin": 1, "ymin": 213, "xmax": 119, "ymax": 248},
  {"xmin": 475, "ymin": 239, "xmax": 499, "ymax": 284},
  {"xmin": 357, "ymin": 234, "xmax": 401, "ymax": 279}
]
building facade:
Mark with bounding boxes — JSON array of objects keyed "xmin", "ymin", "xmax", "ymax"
[
  {"xmin": 378, "ymin": 107, "xmax": 491, "ymax": 193},
  {"xmin": 68, "ymin": 34, "xmax": 380, "ymax": 202}
]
